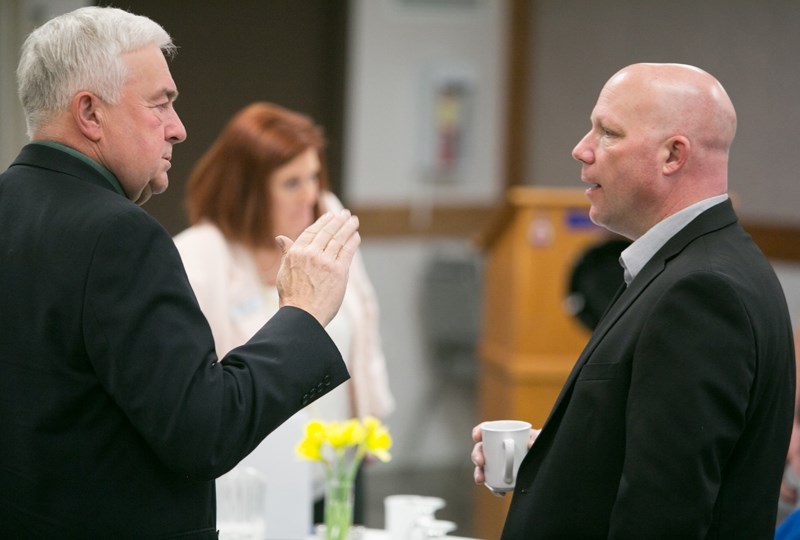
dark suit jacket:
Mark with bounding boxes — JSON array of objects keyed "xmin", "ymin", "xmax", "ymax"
[
  {"xmin": 502, "ymin": 200, "xmax": 795, "ymax": 539},
  {"xmin": 0, "ymin": 144, "xmax": 349, "ymax": 538}
]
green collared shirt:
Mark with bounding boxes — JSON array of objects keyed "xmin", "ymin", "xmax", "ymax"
[{"xmin": 33, "ymin": 140, "xmax": 126, "ymax": 197}]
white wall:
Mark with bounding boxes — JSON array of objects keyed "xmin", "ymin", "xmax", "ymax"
[
  {"xmin": 345, "ymin": 0, "xmax": 510, "ymax": 470},
  {"xmin": 344, "ymin": 0, "xmax": 508, "ymax": 208}
]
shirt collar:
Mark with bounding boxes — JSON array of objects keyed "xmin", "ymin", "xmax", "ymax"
[
  {"xmin": 619, "ymin": 194, "xmax": 729, "ymax": 285},
  {"xmin": 32, "ymin": 141, "xmax": 126, "ymax": 197}
]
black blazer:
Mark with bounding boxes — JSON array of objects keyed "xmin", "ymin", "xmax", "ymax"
[
  {"xmin": 502, "ymin": 200, "xmax": 795, "ymax": 539},
  {"xmin": 0, "ymin": 144, "xmax": 349, "ymax": 538}
]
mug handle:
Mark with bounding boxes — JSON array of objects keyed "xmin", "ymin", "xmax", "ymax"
[{"xmin": 503, "ymin": 438, "xmax": 515, "ymax": 484}]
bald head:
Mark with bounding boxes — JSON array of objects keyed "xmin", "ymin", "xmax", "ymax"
[
  {"xmin": 605, "ymin": 63, "xmax": 737, "ymax": 156},
  {"xmin": 573, "ymin": 63, "xmax": 737, "ymax": 239}
]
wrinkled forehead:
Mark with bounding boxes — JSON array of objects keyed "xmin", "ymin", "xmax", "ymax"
[{"xmin": 121, "ymin": 44, "xmax": 179, "ymax": 98}]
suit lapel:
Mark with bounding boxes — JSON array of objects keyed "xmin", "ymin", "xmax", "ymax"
[{"xmin": 538, "ymin": 200, "xmax": 739, "ymax": 430}]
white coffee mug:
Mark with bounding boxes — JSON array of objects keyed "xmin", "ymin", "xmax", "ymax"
[
  {"xmin": 481, "ymin": 420, "xmax": 531, "ymax": 493},
  {"xmin": 385, "ymin": 494, "xmax": 445, "ymax": 540}
]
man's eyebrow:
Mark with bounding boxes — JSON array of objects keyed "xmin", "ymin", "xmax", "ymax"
[{"xmin": 152, "ymin": 88, "xmax": 178, "ymax": 102}]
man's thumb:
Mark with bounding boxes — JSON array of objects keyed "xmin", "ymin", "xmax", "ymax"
[{"xmin": 275, "ymin": 235, "xmax": 293, "ymax": 254}]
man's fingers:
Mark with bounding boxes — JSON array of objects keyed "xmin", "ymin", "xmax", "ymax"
[
  {"xmin": 473, "ymin": 466, "xmax": 485, "ymax": 485},
  {"xmin": 471, "ymin": 442, "xmax": 485, "ymax": 468},
  {"xmin": 275, "ymin": 235, "xmax": 294, "ymax": 254},
  {"xmin": 274, "ymin": 209, "xmax": 360, "ymax": 327},
  {"xmin": 335, "ymin": 231, "xmax": 361, "ymax": 266},
  {"xmin": 323, "ymin": 213, "xmax": 359, "ymax": 257},
  {"xmin": 290, "ymin": 210, "xmax": 361, "ymax": 261},
  {"xmin": 295, "ymin": 210, "xmax": 352, "ymax": 251},
  {"xmin": 319, "ymin": 214, "xmax": 360, "ymax": 259},
  {"xmin": 292, "ymin": 211, "xmax": 337, "ymax": 249}
]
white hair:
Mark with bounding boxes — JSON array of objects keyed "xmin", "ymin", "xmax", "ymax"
[{"xmin": 17, "ymin": 6, "xmax": 176, "ymax": 138}]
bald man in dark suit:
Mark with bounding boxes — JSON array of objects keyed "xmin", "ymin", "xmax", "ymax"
[{"xmin": 472, "ymin": 63, "xmax": 795, "ymax": 539}]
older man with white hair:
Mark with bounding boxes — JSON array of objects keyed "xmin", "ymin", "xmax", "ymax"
[{"xmin": 0, "ymin": 6, "xmax": 360, "ymax": 538}]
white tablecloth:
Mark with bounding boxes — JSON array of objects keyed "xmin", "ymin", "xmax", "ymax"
[{"xmin": 306, "ymin": 527, "xmax": 482, "ymax": 539}]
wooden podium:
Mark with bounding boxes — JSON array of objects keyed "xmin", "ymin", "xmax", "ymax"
[{"xmin": 472, "ymin": 187, "xmax": 609, "ymax": 539}]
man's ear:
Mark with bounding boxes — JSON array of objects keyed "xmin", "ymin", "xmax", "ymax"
[
  {"xmin": 663, "ymin": 135, "xmax": 690, "ymax": 176},
  {"xmin": 72, "ymin": 92, "xmax": 103, "ymax": 142}
]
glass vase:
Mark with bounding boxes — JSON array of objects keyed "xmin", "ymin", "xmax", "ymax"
[{"xmin": 324, "ymin": 477, "xmax": 354, "ymax": 540}]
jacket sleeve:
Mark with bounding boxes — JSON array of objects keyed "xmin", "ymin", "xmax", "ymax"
[
  {"xmin": 608, "ymin": 272, "xmax": 754, "ymax": 538},
  {"xmin": 83, "ymin": 208, "xmax": 349, "ymax": 479}
]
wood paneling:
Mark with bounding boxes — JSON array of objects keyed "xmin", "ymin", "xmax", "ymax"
[
  {"xmin": 744, "ymin": 222, "xmax": 800, "ymax": 262},
  {"xmin": 350, "ymin": 204, "xmax": 495, "ymax": 239},
  {"xmin": 354, "ymin": 202, "xmax": 800, "ymax": 265}
]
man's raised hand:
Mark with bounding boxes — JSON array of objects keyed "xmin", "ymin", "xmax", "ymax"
[{"xmin": 276, "ymin": 210, "xmax": 361, "ymax": 327}]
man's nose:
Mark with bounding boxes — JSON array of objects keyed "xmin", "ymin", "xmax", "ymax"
[
  {"xmin": 168, "ymin": 109, "xmax": 187, "ymax": 144},
  {"xmin": 572, "ymin": 132, "xmax": 593, "ymax": 163}
]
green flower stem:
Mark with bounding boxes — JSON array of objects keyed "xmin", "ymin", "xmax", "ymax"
[{"xmin": 324, "ymin": 478, "xmax": 354, "ymax": 540}]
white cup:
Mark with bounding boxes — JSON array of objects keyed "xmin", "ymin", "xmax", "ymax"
[
  {"xmin": 481, "ymin": 420, "xmax": 531, "ymax": 493},
  {"xmin": 385, "ymin": 494, "xmax": 445, "ymax": 540}
]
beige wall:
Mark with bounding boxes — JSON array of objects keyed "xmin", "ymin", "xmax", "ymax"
[{"xmin": 525, "ymin": 0, "xmax": 800, "ymax": 226}]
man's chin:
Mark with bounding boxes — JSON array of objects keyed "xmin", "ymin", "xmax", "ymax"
[
  {"xmin": 134, "ymin": 194, "xmax": 151, "ymax": 206},
  {"xmin": 134, "ymin": 186, "xmax": 153, "ymax": 206},
  {"xmin": 135, "ymin": 178, "xmax": 168, "ymax": 206},
  {"xmin": 152, "ymin": 176, "xmax": 169, "ymax": 196}
]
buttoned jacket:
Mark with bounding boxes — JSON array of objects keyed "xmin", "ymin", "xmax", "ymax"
[
  {"xmin": 501, "ymin": 200, "xmax": 795, "ymax": 539},
  {"xmin": 0, "ymin": 144, "xmax": 349, "ymax": 538}
]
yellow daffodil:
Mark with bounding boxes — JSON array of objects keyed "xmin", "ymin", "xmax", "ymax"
[
  {"xmin": 296, "ymin": 416, "xmax": 393, "ymax": 470},
  {"xmin": 297, "ymin": 417, "xmax": 392, "ymax": 540},
  {"xmin": 295, "ymin": 419, "xmax": 327, "ymax": 461},
  {"xmin": 327, "ymin": 419, "xmax": 366, "ymax": 450},
  {"xmin": 363, "ymin": 416, "xmax": 392, "ymax": 462}
]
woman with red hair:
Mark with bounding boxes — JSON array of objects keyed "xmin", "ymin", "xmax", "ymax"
[{"xmin": 174, "ymin": 102, "xmax": 394, "ymax": 536}]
